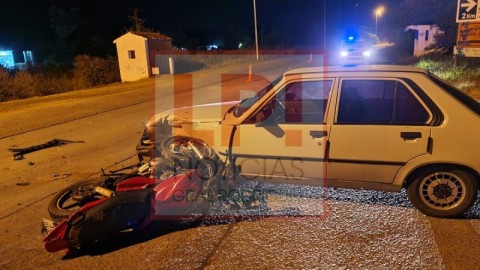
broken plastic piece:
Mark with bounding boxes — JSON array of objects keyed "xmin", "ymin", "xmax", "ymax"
[{"xmin": 9, "ymin": 139, "xmax": 85, "ymax": 160}]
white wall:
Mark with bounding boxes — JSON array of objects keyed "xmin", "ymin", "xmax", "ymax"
[
  {"xmin": 114, "ymin": 33, "xmax": 150, "ymax": 82},
  {"xmin": 405, "ymin": 25, "xmax": 441, "ymax": 57}
]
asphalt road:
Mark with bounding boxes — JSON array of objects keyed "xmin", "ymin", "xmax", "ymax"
[{"xmin": 0, "ymin": 56, "xmax": 479, "ymax": 270}]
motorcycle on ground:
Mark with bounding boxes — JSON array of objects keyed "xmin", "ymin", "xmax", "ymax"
[{"xmin": 42, "ymin": 136, "xmax": 242, "ymax": 253}]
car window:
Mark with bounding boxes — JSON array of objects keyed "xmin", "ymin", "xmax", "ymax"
[
  {"xmin": 337, "ymin": 79, "xmax": 430, "ymax": 125},
  {"xmin": 274, "ymin": 80, "xmax": 333, "ymax": 124},
  {"xmin": 233, "ymin": 76, "xmax": 282, "ymax": 117},
  {"xmin": 244, "ymin": 80, "xmax": 333, "ymax": 124}
]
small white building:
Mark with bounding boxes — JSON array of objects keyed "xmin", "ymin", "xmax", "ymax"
[
  {"xmin": 114, "ymin": 31, "xmax": 172, "ymax": 82},
  {"xmin": 0, "ymin": 50, "xmax": 34, "ymax": 69},
  {"xmin": 404, "ymin": 25, "xmax": 442, "ymax": 56}
]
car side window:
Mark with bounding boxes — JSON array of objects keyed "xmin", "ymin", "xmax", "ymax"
[
  {"xmin": 337, "ymin": 80, "xmax": 430, "ymax": 125},
  {"xmin": 274, "ymin": 80, "xmax": 333, "ymax": 124}
]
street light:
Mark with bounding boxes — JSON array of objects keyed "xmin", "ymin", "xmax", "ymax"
[{"xmin": 375, "ymin": 6, "xmax": 384, "ymax": 36}]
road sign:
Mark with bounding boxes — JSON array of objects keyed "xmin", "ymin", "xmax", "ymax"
[
  {"xmin": 454, "ymin": 46, "xmax": 480, "ymax": 57},
  {"xmin": 457, "ymin": 0, "xmax": 480, "ymax": 22},
  {"xmin": 457, "ymin": 22, "xmax": 480, "ymax": 47}
]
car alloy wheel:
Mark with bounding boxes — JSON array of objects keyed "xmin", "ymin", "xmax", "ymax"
[
  {"xmin": 407, "ymin": 167, "xmax": 478, "ymax": 218},
  {"xmin": 418, "ymin": 172, "xmax": 465, "ymax": 210}
]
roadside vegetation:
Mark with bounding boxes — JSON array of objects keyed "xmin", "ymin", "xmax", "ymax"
[
  {"xmin": 415, "ymin": 55, "xmax": 480, "ymax": 99},
  {"xmin": 2, "ymin": 50, "xmax": 480, "ymax": 103},
  {"xmin": 0, "ymin": 49, "xmax": 280, "ymax": 102},
  {"xmin": 0, "ymin": 55, "xmax": 119, "ymax": 102}
]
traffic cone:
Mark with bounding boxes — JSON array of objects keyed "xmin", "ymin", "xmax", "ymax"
[{"xmin": 246, "ymin": 64, "xmax": 253, "ymax": 82}]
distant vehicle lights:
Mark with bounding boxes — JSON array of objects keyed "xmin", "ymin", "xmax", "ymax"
[{"xmin": 339, "ymin": 38, "xmax": 371, "ymax": 64}]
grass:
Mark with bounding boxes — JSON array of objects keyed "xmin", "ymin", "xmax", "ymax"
[
  {"xmin": 0, "ymin": 55, "xmax": 120, "ymax": 102},
  {"xmin": 415, "ymin": 55, "xmax": 480, "ymax": 99}
]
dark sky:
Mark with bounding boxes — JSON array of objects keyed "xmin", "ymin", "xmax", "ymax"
[{"xmin": 0, "ymin": 0, "xmax": 388, "ymax": 60}]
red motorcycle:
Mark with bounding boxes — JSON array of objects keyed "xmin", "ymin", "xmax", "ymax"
[{"xmin": 42, "ymin": 136, "xmax": 235, "ymax": 253}]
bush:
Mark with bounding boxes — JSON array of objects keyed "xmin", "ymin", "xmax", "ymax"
[
  {"xmin": 415, "ymin": 56, "xmax": 472, "ymax": 89},
  {"xmin": 0, "ymin": 68, "xmax": 13, "ymax": 102},
  {"xmin": 11, "ymin": 70, "xmax": 38, "ymax": 99},
  {"xmin": 0, "ymin": 55, "xmax": 120, "ymax": 102},
  {"xmin": 73, "ymin": 55, "xmax": 120, "ymax": 87},
  {"xmin": 36, "ymin": 73, "xmax": 76, "ymax": 96}
]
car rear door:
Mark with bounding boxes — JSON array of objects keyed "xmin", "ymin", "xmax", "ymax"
[{"xmin": 327, "ymin": 78, "xmax": 433, "ymax": 184}]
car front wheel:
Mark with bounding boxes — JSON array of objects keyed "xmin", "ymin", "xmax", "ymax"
[{"xmin": 407, "ymin": 167, "xmax": 478, "ymax": 218}]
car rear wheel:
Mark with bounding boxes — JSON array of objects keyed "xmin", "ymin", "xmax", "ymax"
[{"xmin": 407, "ymin": 167, "xmax": 478, "ymax": 218}]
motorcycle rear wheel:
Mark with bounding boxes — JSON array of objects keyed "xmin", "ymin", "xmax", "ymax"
[{"xmin": 48, "ymin": 178, "xmax": 104, "ymax": 221}]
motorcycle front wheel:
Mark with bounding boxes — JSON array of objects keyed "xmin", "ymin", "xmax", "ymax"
[{"xmin": 48, "ymin": 178, "xmax": 104, "ymax": 221}]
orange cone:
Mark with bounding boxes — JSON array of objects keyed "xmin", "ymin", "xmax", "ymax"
[{"xmin": 247, "ymin": 64, "xmax": 253, "ymax": 82}]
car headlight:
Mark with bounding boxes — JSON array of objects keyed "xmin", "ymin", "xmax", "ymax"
[
  {"xmin": 340, "ymin": 51, "xmax": 349, "ymax": 57},
  {"xmin": 363, "ymin": 51, "xmax": 371, "ymax": 57}
]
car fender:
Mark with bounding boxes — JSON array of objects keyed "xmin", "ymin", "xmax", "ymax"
[{"xmin": 392, "ymin": 154, "xmax": 480, "ymax": 187}]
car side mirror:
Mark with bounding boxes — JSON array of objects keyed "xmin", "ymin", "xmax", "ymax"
[{"xmin": 255, "ymin": 114, "xmax": 278, "ymax": 127}]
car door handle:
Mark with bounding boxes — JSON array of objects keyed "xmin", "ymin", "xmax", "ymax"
[
  {"xmin": 310, "ymin": 131, "xmax": 328, "ymax": 138},
  {"xmin": 401, "ymin": 132, "xmax": 422, "ymax": 140}
]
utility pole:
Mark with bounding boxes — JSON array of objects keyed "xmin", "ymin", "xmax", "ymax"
[
  {"xmin": 253, "ymin": 0, "xmax": 259, "ymax": 60},
  {"xmin": 323, "ymin": 0, "xmax": 326, "ymax": 50},
  {"xmin": 129, "ymin": 8, "xmax": 145, "ymax": 32}
]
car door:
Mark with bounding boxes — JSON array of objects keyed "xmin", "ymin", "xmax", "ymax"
[
  {"xmin": 327, "ymin": 78, "xmax": 433, "ymax": 184},
  {"xmin": 231, "ymin": 79, "xmax": 334, "ymax": 184}
]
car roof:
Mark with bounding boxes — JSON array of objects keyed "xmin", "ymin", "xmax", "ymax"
[{"xmin": 284, "ymin": 65, "xmax": 428, "ymax": 76}]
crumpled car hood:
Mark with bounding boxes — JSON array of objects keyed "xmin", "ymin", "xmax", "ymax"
[{"xmin": 146, "ymin": 101, "xmax": 238, "ymax": 127}]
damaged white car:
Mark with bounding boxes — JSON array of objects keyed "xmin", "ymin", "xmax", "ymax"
[{"xmin": 137, "ymin": 65, "xmax": 480, "ymax": 218}]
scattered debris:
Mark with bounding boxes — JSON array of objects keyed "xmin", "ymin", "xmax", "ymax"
[
  {"xmin": 46, "ymin": 173, "xmax": 74, "ymax": 181},
  {"xmin": 16, "ymin": 182, "xmax": 30, "ymax": 186},
  {"xmin": 109, "ymin": 164, "xmax": 139, "ymax": 174},
  {"xmin": 61, "ymin": 155, "xmax": 72, "ymax": 164},
  {"xmin": 9, "ymin": 139, "xmax": 85, "ymax": 160},
  {"xmin": 41, "ymin": 218, "xmax": 57, "ymax": 236},
  {"xmin": 28, "ymin": 162, "xmax": 35, "ymax": 166}
]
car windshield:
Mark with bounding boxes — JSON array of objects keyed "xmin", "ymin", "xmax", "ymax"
[
  {"xmin": 342, "ymin": 40, "xmax": 365, "ymax": 50},
  {"xmin": 232, "ymin": 76, "xmax": 282, "ymax": 117}
]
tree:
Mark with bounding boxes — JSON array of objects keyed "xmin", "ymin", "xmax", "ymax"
[
  {"xmin": 391, "ymin": 0, "xmax": 457, "ymax": 53},
  {"xmin": 48, "ymin": 0, "xmax": 128, "ymax": 63}
]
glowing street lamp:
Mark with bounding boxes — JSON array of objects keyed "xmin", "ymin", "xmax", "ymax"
[{"xmin": 375, "ymin": 6, "xmax": 384, "ymax": 36}]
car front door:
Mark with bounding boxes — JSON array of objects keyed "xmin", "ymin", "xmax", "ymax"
[
  {"xmin": 327, "ymin": 78, "xmax": 433, "ymax": 184},
  {"xmin": 231, "ymin": 79, "xmax": 334, "ymax": 184}
]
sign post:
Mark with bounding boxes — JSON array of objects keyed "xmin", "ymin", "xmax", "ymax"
[{"xmin": 456, "ymin": 1, "xmax": 480, "ymax": 61}]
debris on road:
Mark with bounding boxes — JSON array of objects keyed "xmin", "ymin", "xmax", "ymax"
[
  {"xmin": 8, "ymin": 139, "xmax": 85, "ymax": 160},
  {"xmin": 46, "ymin": 173, "xmax": 74, "ymax": 181},
  {"xmin": 16, "ymin": 182, "xmax": 30, "ymax": 186}
]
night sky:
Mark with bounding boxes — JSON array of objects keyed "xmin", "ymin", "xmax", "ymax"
[{"xmin": 0, "ymin": 0, "xmax": 401, "ymax": 61}]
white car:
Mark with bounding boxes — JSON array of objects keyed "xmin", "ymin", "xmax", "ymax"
[
  {"xmin": 339, "ymin": 38, "xmax": 371, "ymax": 65},
  {"xmin": 137, "ymin": 65, "xmax": 480, "ymax": 218}
]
